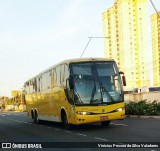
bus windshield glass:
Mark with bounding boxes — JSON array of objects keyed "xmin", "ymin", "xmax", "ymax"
[{"xmin": 70, "ymin": 61, "xmax": 123, "ymax": 105}]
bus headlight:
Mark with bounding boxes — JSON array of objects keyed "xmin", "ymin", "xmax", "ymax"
[
  {"xmin": 76, "ymin": 111, "xmax": 91, "ymax": 115},
  {"xmin": 115, "ymin": 107, "xmax": 125, "ymax": 112}
]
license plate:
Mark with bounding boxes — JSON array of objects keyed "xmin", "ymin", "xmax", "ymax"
[{"xmin": 100, "ymin": 116, "xmax": 108, "ymax": 120}]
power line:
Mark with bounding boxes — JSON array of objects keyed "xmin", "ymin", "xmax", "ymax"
[
  {"xmin": 80, "ymin": 36, "xmax": 109, "ymax": 58},
  {"xmin": 88, "ymin": 37, "xmax": 109, "ymax": 39},
  {"xmin": 150, "ymin": 0, "xmax": 160, "ymax": 18},
  {"xmin": 80, "ymin": 37, "xmax": 92, "ymax": 58}
]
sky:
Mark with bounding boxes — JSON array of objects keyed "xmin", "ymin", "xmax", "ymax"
[{"xmin": 0, "ymin": 0, "xmax": 160, "ymax": 97}]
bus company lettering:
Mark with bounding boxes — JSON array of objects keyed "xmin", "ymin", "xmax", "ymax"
[
  {"xmin": 11, "ymin": 143, "xmax": 42, "ymax": 149},
  {"xmin": 28, "ymin": 144, "xmax": 42, "ymax": 148}
]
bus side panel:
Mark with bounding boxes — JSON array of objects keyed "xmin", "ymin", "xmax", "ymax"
[
  {"xmin": 25, "ymin": 94, "xmax": 35, "ymax": 118},
  {"xmin": 52, "ymin": 86, "xmax": 72, "ymax": 123}
]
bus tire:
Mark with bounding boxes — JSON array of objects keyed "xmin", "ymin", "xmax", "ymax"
[
  {"xmin": 34, "ymin": 110, "xmax": 40, "ymax": 124},
  {"xmin": 62, "ymin": 112, "xmax": 70, "ymax": 129},
  {"xmin": 31, "ymin": 110, "xmax": 34, "ymax": 119},
  {"xmin": 101, "ymin": 121, "xmax": 110, "ymax": 127}
]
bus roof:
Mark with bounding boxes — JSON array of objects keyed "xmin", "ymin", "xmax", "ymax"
[
  {"xmin": 25, "ymin": 57, "xmax": 115, "ymax": 83},
  {"xmin": 41, "ymin": 57, "xmax": 115, "ymax": 74},
  {"xmin": 60, "ymin": 57, "xmax": 114, "ymax": 64}
]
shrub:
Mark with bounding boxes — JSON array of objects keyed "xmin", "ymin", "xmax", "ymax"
[
  {"xmin": 6, "ymin": 98, "xmax": 14, "ymax": 105},
  {"xmin": 125, "ymin": 100, "xmax": 160, "ymax": 115}
]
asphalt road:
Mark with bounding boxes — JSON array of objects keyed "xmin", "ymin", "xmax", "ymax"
[{"xmin": 0, "ymin": 111, "xmax": 160, "ymax": 151}]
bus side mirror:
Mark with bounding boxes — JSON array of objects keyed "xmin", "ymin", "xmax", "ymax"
[
  {"xmin": 69, "ymin": 75, "xmax": 74, "ymax": 89},
  {"xmin": 119, "ymin": 71, "xmax": 126, "ymax": 86}
]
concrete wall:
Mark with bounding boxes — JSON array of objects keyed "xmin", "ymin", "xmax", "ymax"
[{"xmin": 124, "ymin": 91, "xmax": 160, "ymax": 103}]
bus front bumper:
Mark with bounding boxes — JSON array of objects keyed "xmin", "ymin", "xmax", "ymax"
[{"xmin": 73, "ymin": 110, "xmax": 125, "ymax": 125}]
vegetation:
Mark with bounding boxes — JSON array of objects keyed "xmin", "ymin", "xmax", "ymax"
[
  {"xmin": 6, "ymin": 97, "xmax": 21, "ymax": 105},
  {"xmin": 6, "ymin": 98, "xmax": 14, "ymax": 105},
  {"xmin": 125, "ymin": 100, "xmax": 160, "ymax": 115}
]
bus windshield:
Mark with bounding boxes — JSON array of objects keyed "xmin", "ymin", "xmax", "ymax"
[{"xmin": 70, "ymin": 62, "xmax": 123, "ymax": 105}]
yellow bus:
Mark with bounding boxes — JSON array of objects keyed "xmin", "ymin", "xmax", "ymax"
[{"xmin": 24, "ymin": 58, "xmax": 126, "ymax": 128}]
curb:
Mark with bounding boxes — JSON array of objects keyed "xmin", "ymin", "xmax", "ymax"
[
  {"xmin": 14, "ymin": 110, "xmax": 26, "ymax": 112},
  {"xmin": 126, "ymin": 115, "xmax": 160, "ymax": 120},
  {"xmin": 1, "ymin": 110, "xmax": 26, "ymax": 113}
]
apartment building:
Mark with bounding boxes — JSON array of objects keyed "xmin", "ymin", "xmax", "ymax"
[
  {"xmin": 151, "ymin": 12, "xmax": 160, "ymax": 86},
  {"xmin": 102, "ymin": 0, "xmax": 150, "ymax": 90}
]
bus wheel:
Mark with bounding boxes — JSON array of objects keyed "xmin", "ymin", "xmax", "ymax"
[
  {"xmin": 62, "ymin": 113, "xmax": 70, "ymax": 129},
  {"xmin": 101, "ymin": 121, "xmax": 110, "ymax": 127},
  {"xmin": 34, "ymin": 111, "xmax": 40, "ymax": 124},
  {"xmin": 31, "ymin": 110, "xmax": 34, "ymax": 120}
]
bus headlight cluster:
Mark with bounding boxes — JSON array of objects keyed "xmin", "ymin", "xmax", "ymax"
[
  {"xmin": 76, "ymin": 111, "xmax": 91, "ymax": 115},
  {"xmin": 115, "ymin": 107, "xmax": 125, "ymax": 112}
]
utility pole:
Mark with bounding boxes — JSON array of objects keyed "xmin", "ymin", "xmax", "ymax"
[{"xmin": 80, "ymin": 36, "xmax": 109, "ymax": 58}]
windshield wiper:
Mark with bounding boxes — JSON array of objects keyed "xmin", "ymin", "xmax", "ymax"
[
  {"xmin": 100, "ymin": 82, "xmax": 115, "ymax": 103},
  {"xmin": 74, "ymin": 89, "xmax": 83, "ymax": 104}
]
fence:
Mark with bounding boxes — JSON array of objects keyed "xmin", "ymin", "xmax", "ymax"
[{"xmin": 124, "ymin": 91, "xmax": 160, "ymax": 103}]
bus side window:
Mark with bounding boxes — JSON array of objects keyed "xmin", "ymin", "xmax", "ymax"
[
  {"xmin": 48, "ymin": 70, "xmax": 51, "ymax": 89},
  {"xmin": 36, "ymin": 77, "xmax": 41, "ymax": 92},
  {"xmin": 25, "ymin": 82, "xmax": 29, "ymax": 94},
  {"xmin": 60, "ymin": 64, "xmax": 69, "ymax": 87},
  {"xmin": 39, "ymin": 77, "xmax": 41, "ymax": 91},
  {"xmin": 41, "ymin": 71, "xmax": 51, "ymax": 90},
  {"xmin": 54, "ymin": 69, "xmax": 57, "ymax": 87},
  {"xmin": 51, "ymin": 69, "xmax": 54, "ymax": 88},
  {"xmin": 61, "ymin": 64, "xmax": 65, "ymax": 86},
  {"xmin": 41, "ymin": 74, "xmax": 44, "ymax": 91},
  {"xmin": 29, "ymin": 80, "xmax": 33, "ymax": 94},
  {"xmin": 64, "ymin": 64, "xmax": 69, "ymax": 87},
  {"xmin": 33, "ymin": 79, "xmax": 37, "ymax": 92},
  {"xmin": 56, "ymin": 65, "xmax": 61, "ymax": 87}
]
